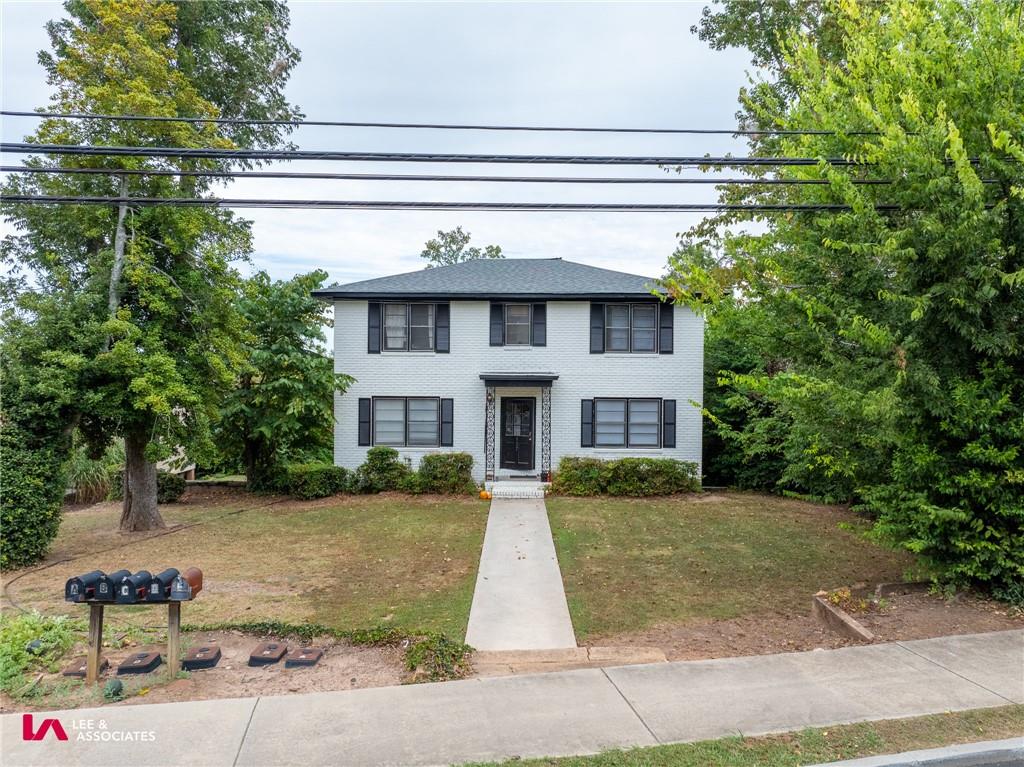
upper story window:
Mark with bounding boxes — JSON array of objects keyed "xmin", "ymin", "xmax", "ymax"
[
  {"xmin": 383, "ymin": 303, "xmax": 435, "ymax": 351},
  {"xmin": 504, "ymin": 304, "xmax": 532, "ymax": 345},
  {"xmin": 591, "ymin": 301, "xmax": 672, "ymax": 355},
  {"xmin": 490, "ymin": 302, "xmax": 546, "ymax": 347},
  {"xmin": 605, "ymin": 304, "xmax": 657, "ymax": 353}
]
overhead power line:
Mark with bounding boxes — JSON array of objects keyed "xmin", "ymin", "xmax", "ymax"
[
  {"xmin": 1, "ymin": 110, "xmax": 877, "ymax": 136},
  {"xmin": 0, "ymin": 165, "xmax": 899, "ymax": 185},
  {"xmin": 0, "ymin": 142, "xmax": 862, "ymax": 166},
  {"xmin": 0, "ymin": 194, "xmax": 899, "ymax": 212}
]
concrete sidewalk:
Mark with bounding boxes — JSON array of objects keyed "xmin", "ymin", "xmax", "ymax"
[
  {"xmin": 3, "ymin": 630, "xmax": 1021, "ymax": 767},
  {"xmin": 464, "ymin": 497, "xmax": 576, "ymax": 651}
]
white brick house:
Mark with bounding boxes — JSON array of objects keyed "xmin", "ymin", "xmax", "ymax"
[{"xmin": 314, "ymin": 258, "xmax": 703, "ymax": 483}]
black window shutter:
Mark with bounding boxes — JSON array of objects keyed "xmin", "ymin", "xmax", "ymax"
[
  {"xmin": 435, "ymin": 303, "xmax": 450, "ymax": 353},
  {"xmin": 659, "ymin": 303, "xmax": 674, "ymax": 354},
  {"xmin": 489, "ymin": 303, "xmax": 504, "ymax": 346},
  {"xmin": 581, "ymin": 399, "xmax": 594, "ymax": 447},
  {"xmin": 531, "ymin": 303, "xmax": 547, "ymax": 346},
  {"xmin": 440, "ymin": 398, "xmax": 454, "ymax": 446},
  {"xmin": 662, "ymin": 399, "xmax": 676, "ymax": 448},
  {"xmin": 358, "ymin": 398, "xmax": 372, "ymax": 446},
  {"xmin": 590, "ymin": 303, "xmax": 605, "ymax": 353},
  {"xmin": 367, "ymin": 302, "xmax": 381, "ymax": 354}
]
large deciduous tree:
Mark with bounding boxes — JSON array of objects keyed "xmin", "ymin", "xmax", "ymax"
[
  {"xmin": 668, "ymin": 0, "xmax": 1024, "ymax": 592},
  {"xmin": 1, "ymin": 0, "xmax": 300, "ymax": 534},
  {"xmin": 420, "ymin": 226, "xmax": 503, "ymax": 268},
  {"xmin": 213, "ymin": 270, "xmax": 353, "ymax": 490}
]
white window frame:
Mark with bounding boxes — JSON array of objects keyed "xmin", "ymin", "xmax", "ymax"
[
  {"xmin": 382, "ymin": 303, "xmax": 435, "ymax": 352},
  {"xmin": 593, "ymin": 397, "xmax": 662, "ymax": 448},
  {"xmin": 504, "ymin": 303, "xmax": 532, "ymax": 346},
  {"xmin": 605, "ymin": 303, "xmax": 659, "ymax": 353},
  {"xmin": 372, "ymin": 396, "xmax": 441, "ymax": 447}
]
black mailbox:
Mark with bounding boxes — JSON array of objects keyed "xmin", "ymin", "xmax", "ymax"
[
  {"xmin": 145, "ymin": 568, "xmax": 179, "ymax": 601},
  {"xmin": 115, "ymin": 571, "xmax": 152, "ymax": 603},
  {"xmin": 64, "ymin": 570, "xmax": 104, "ymax": 603},
  {"xmin": 95, "ymin": 569, "xmax": 131, "ymax": 601}
]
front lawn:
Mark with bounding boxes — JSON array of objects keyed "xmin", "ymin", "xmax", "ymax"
[
  {"xmin": 3, "ymin": 489, "xmax": 488, "ymax": 638},
  {"xmin": 547, "ymin": 492, "xmax": 919, "ymax": 640}
]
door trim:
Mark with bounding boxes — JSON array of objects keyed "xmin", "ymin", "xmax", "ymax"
[{"xmin": 499, "ymin": 397, "xmax": 536, "ymax": 471}]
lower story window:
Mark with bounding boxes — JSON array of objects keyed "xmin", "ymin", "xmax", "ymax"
[
  {"xmin": 373, "ymin": 397, "xmax": 440, "ymax": 446},
  {"xmin": 594, "ymin": 398, "xmax": 661, "ymax": 448}
]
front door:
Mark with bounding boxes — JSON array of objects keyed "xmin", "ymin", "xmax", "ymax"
[{"xmin": 500, "ymin": 398, "xmax": 535, "ymax": 471}]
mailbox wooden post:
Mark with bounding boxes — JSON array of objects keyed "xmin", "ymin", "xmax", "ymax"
[
  {"xmin": 167, "ymin": 602, "xmax": 181, "ymax": 677},
  {"xmin": 86, "ymin": 603, "xmax": 104, "ymax": 684}
]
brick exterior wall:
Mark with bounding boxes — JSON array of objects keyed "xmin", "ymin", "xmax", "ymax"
[{"xmin": 333, "ymin": 299, "xmax": 704, "ymax": 482}]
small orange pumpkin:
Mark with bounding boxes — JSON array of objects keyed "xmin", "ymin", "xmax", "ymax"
[{"xmin": 479, "ymin": 489, "xmax": 492, "ymax": 500}]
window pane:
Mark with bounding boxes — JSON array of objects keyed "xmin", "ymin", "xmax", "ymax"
[
  {"xmin": 628, "ymin": 400, "xmax": 660, "ymax": 447},
  {"xmin": 505, "ymin": 304, "xmax": 531, "ymax": 345},
  {"xmin": 383, "ymin": 304, "xmax": 407, "ymax": 350},
  {"xmin": 606, "ymin": 328, "xmax": 629, "ymax": 351},
  {"xmin": 632, "ymin": 306, "xmax": 657, "ymax": 353},
  {"xmin": 632, "ymin": 305, "xmax": 656, "ymax": 328},
  {"xmin": 632, "ymin": 328, "xmax": 656, "ymax": 352},
  {"xmin": 594, "ymin": 399, "xmax": 626, "ymax": 447},
  {"xmin": 407, "ymin": 398, "xmax": 439, "ymax": 445},
  {"xmin": 506, "ymin": 323, "xmax": 531, "ymax": 345},
  {"xmin": 409, "ymin": 304, "xmax": 434, "ymax": 350},
  {"xmin": 605, "ymin": 305, "xmax": 630, "ymax": 351},
  {"xmin": 606, "ymin": 305, "xmax": 630, "ymax": 327},
  {"xmin": 373, "ymin": 399, "xmax": 405, "ymax": 445}
]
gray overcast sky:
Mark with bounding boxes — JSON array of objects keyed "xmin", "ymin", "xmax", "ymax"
[{"xmin": 1, "ymin": 1, "xmax": 757, "ymax": 285}]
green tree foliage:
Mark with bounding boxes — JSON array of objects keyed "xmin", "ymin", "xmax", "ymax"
[
  {"xmin": 420, "ymin": 226, "xmax": 503, "ymax": 268},
  {"xmin": 669, "ymin": 0, "xmax": 1024, "ymax": 590},
  {"xmin": 213, "ymin": 270, "xmax": 353, "ymax": 490},
  {"xmin": 1, "ymin": 0, "xmax": 299, "ymax": 533}
]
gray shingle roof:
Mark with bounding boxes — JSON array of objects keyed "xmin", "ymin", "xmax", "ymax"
[{"xmin": 312, "ymin": 258, "xmax": 662, "ymax": 299}]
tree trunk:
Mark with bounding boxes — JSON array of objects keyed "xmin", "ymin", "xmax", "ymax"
[
  {"xmin": 120, "ymin": 431, "xmax": 165, "ymax": 532},
  {"xmin": 105, "ymin": 176, "xmax": 129, "ymax": 352}
]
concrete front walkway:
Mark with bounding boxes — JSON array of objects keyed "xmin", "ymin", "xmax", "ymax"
[
  {"xmin": 3, "ymin": 631, "xmax": 1021, "ymax": 767},
  {"xmin": 464, "ymin": 495, "xmax": 576, "ymax": 651}
]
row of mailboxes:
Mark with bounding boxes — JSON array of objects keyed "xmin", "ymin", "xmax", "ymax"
[{"xmin": 64, "ymin": 567, "xmax": 203, "ymax": 604}]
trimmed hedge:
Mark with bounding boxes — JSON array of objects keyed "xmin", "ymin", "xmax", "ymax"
[
  {"xmin": 285, "ymin": 463, "xmax": 350, "ymax": 499},
  {"xmin": 351, "ymin": 446, "xmax": 412, "ymax": 493},
  {"xmin": 413, "ymin": 453, "xmax": 476, "ymax": 494},
  {"xmin": 552, "ymin": 456, "xmax": 699, "ymax": 496},
  {"xmin": 278, "ymin": 450, "xmax": 478, "ymax": 499},
  {"xmin": 0, "ymin": 429, "xmax": 65, "ymax": 570}
]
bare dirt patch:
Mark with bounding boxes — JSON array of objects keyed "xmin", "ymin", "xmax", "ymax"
[
  {"xmin": 584, "ymin": 591, "xmax": 1022, "ymax": 661},
  {"xmin": 0, "ymin": 630, "xmax": 405, "ymax": 714}
]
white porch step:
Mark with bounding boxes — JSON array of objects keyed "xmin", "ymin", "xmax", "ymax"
[{"xmin": 487, "ymin": 481, "xmax": 548, "ymax": 499}]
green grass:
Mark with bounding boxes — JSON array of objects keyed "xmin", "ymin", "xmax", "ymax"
[
  {"xmin": 3, "ymin": 491, "xmax": 489, "ymax": 639},
  {"xmin": 547, "ymin": 492, "xmax": 918, "ymax": 639},
  {"xmin": 467, "ymin": 705, "xmax": 1024, "ymax": 766}
]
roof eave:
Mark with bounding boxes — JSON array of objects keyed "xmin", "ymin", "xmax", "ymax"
[{"xmin": 311, "ymin": 290, "xmax": 666, "ymax": 301}]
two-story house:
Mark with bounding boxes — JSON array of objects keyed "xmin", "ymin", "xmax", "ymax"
[{"xmin": 313, "ymin": 257, "xmax": 703, "ymax": 483}]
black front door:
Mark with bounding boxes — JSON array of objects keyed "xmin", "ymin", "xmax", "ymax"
[{"xmin": 500, "ymin": 398, "xmax": 535, "ymax": 471}]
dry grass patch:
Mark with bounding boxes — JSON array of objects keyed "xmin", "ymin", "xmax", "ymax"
[
  {"xmin": 547, "ymin": 491, "xmax": 919, "ymax": 640},
  {"xmin": 3, "ymin": 489, "xmax": 488, "ymax": 638}
]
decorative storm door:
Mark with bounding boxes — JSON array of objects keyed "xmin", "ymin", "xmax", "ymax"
[{"xmin": 500, "ymin": 398, "xmax": 535, "ymax": 471}]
